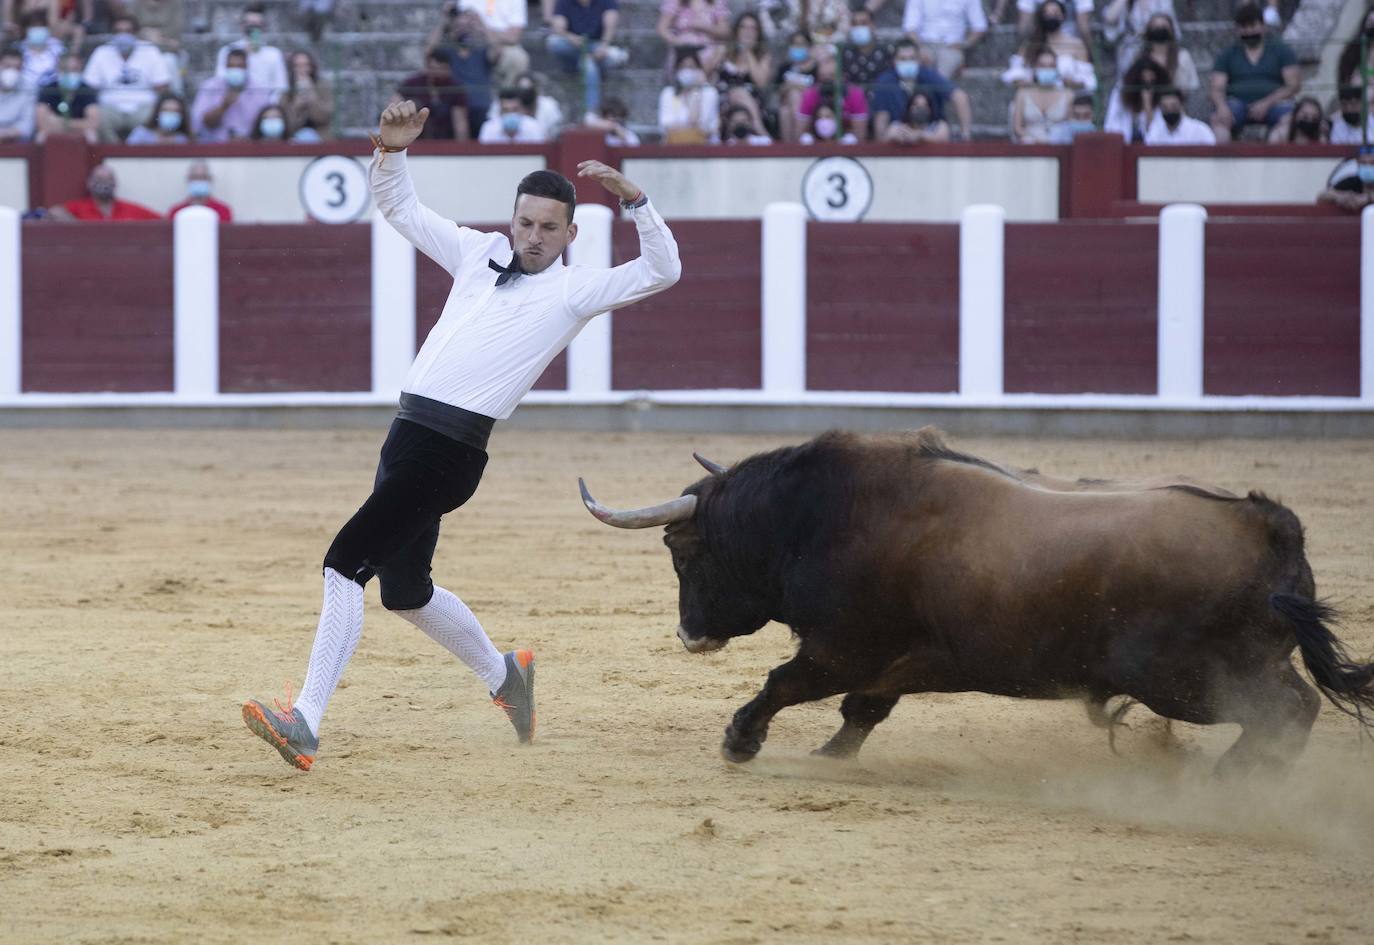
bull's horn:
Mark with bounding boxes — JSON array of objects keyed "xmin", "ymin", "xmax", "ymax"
[
  {"xmin": 579, "ymin": 478, "xmax": 698, "ymax": 528},
  {"xmin": 693, "ymin": 453, "xmax": 729, "ymax": 477}
]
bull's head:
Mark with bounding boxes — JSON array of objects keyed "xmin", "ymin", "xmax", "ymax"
[{"xmin": 580, "ymin": 454, "xmax": 771, "ymax": 653}]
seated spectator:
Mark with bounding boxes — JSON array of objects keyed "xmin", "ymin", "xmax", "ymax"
[
  {"xmin": 1331, "ymin": 86, "xmax": 1374, "ymax": 147},
  {"xmin": 873, "ymin": 39, "xmax": 970, "ymax": 140},
  {"xmin": 842, "ymin": 7, "xmax": 891, "ymax": 89},
  {"xmin": 486, "ymin": 72, "xmax": 563, "ymax": 138},
  {"xmin": 168, "ymin": 161, "xmax": 234, "ymax": 222},
  {"xmin": 192, "ymin": 48, "xmax": 273, "ymax": 142},
  {"xmin": 35, "ymin": 52, "xmax": 99, "ymax": 142},
  {"xmin": 50, "ymin": 164, "xmax": 160, "ymax": 220},
  {"xmin": 774, "ymin": 28, "xmax": 818, "ymax": 142},
  {"xmin": 478, "ymin": 86, "xmax": 546, "ymax": 142},
  {"xmin": 1002, "ymin": 0, "xmax": 1094, "ymax": 91},
  {"xmin": 800, "ymin": 100, "xmax": 857, "ymax": 143},
  {"xmin": 585, "ymin": 95, "xmax": 640, "ymax": 144},
  {"xmin": 83, "ymin": 13, "xmax": 171, "ymax": 141},
  {"xmin": 1011, "ymin": 46, "xmax": 1073, "ymax": 143},
  {"xmin": 797, "ymin": 44, "xmax": 868, "ymax": 141},
  {"xmin": 4, "ymin": 0, "xmax": 87, "ymax": 48},
  {"xmin": 19, "ymin": 10, "xmax": 63, "ymax": 87},
  {"xmin": 657, "ymin": 0, "xmax": 730, "ymax": 76},
  {"xmin": 1269, "ymin": 96, "xmax": 1327, "ymax": 145},
  {"xmin": 722, "ymin": 102, "xmax": 772, "ymax": 144},
  {"xmin": 1209, "ymin": 2, "xmax": 1299, "ymax": 140},
  {"xmin": 1016, "ymin": 0, "xmax": 1092, "ymax": 45},
  {"xmin": 459, "ymin": 0, "xmax": 530, "ymax": 87},
  {"xmin": 1101, "ymin": 0, "xmax": 1177, "ymax": 76},
  {"xmin": 126, "ymin": 91, "xmax": 190, "ymax": 143},
  {"xmin": 1144, "ymin": 85, "xmax": 1215, "ymax": 144},
  {"xmin": 889, "ymin": 0, "xmax": 987, "ymax": 79},
  {"xmin": 547, "ymin": 0, "xmax": 628, "ymax": 120},
  {"xmin": 658, "ymin": 48, "xmax": 720, "ymax": 143},
  {"xmin": 395, "ymin": 49, "xmax": 469, "ymax": 140},
  {"xmin": 215, "ymin": 3, "xmax": 287, "ymax": 98},
  {"xmin": 1025, "ymin": 0, "xmax": 1089, "ymax": 60},
  {"xmin": 716, "ymin": 13, "xmax": 771, "ymax": 135},
  {"xmin": 1319, "ymin": 146, "xmax": 1374, "ymax": 213},
  {"xmin": 299, "ymin": 0, "xmax": 336, "ymax": 44},
  {"xmin": 251, "ymin": 103, "xmax": 288, "ymax": 140},
  {"xmin": 281, "ymin": 49, "xmax": 333, "ymax": 140},
  {"xmin": 1337, "ymin": 8, "xmax": 1374, "ymax": 98},
  {"xmin": 434, "ymin": 11, "xmax": 498, "ymax": 137},
  {"xmin": 1103, "ymin": 55, "xmax": 1166, "ymax": 141},
  {"xmin": 0, "ymin": 46, "xmax": 35, "ymax": 141},
  {"xmin": 757, "ymin": 0, "xmax": 850, "ymax": 44},
  {"xmin": 1048, "ymin": 92, "xmax": 1097, "ymax": 141},
  {"xmin": 881, "ymin": 89, "xmax": 950, "ymax": 143},
  {"xmin": 1122, "ymin": 12, "xmax": 1198, "ymax": 95}
]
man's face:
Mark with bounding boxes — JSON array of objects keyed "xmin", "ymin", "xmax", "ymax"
[
  {"xmin": 816, "ymin": 52, "xmax": 836, "ymax": 82},
  {"xmin": 226, "ymin": 51, "xmax": 248, "ymax": 70},
  {"xmin": 511, "ymin": 194, "xmax": 576, "ymax": 274},
  {"xmin": 188, "ymin": 164, "xmax": 211, "ymax": 184},
  {"xmin": 426, "ymin": 56, "xmax": 450, "ymax": 80},
  {"xmin": 113, "ymin": 18, "xmax": 134, "ymax": 35},
  {"xmin": 243, "ymin": 13, "xmax": 264, "ymax": 36},
  {"xmin": 499, "ymin": 97, "xmax": 523, "ymax": 116},
  {"xmin": 88, "ymin": 166, "xmax": 116, "ymax": 200},
  {"xmin": 1071, "ymin": 102, "xmax": 1093, "ymax": 122},
  {"xmin": 1236, "ymin": 21, "xmax": 1264, "ymax": 44}
]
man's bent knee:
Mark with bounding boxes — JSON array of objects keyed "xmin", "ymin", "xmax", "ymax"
[{"xmin": 379, "ymin": 577, "xmax": 434, "ymax": 612}]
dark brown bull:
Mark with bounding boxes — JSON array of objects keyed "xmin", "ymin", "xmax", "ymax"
[{"xmin": 581, "ymin": 428, "xmax": 1374, "ymax": 775}]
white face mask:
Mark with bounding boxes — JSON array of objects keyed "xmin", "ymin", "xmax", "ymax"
[
  {"xmin": 676, "ymin": 68, "xmax": 703, "ymax": 88},
  {"xmin": 814, "ymin": 116, "xmax": 837, "ymax": 138},
  {"xmin": 0, "ymin": 67, "xmax": 20, "ymax": 90}
]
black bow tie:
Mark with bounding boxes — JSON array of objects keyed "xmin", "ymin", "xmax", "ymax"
[{"xmin": 489, "ymin": 254, "xmax": 525, "ymax": 286}]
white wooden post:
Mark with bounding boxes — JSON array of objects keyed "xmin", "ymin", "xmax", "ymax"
[
  {"xmin": 0, "ymin": 206, "xmax": 18, "ymax": 396},
  {"xmin": 1157, "ymin": 203, "xmax": 1206, "ymax": 402},
  {"xmin": 762, "ymin": 202, "xmax": 807, "ymax": 395},
  {"xmin": 567, "ymin": 202, "xmax": 614, "ymax": 393},
  {"xmin": 1362, "ymin": 205, "xmax": 1374, "ymax": 401},
  {"xmin": 959, "ymin": 204, "xmax": 1004, "ymax": 399},
  {"xmin": 371, "ymin": 209, "xmax": 416, "ymax": 397},
  {"xmin": 172, "ymin": 205, "xmax": 219, "ymax": 397}
]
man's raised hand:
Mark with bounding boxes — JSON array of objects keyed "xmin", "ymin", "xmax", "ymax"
[
  {"xmin": 576, "ymin": 160, "xmax": 641, "ymax": 203},
  {"xmin": 379, "ymin": 100, "xmax": 431, "ymax": 150}
]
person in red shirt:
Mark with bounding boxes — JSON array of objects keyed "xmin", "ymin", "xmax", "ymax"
[
  {"xmin": 51, "ymin": 163, "xmax": 161, "ymax": 220},
  {"xmin": 167, "ymin": 160, "xmax": 234, "ymax": 222}
]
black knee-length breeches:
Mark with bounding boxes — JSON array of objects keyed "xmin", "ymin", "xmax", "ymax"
[{"xmin": 323, "ymin": 419, "xmax": 488, "ymax": 611}]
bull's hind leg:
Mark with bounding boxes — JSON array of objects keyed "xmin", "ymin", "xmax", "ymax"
[
  {"xmin": 812, "ymin": 693, "xmax": 901, "ymax": 760},
  {"xmin": 1214, "ymin": 662, "xmax": 1320, "ymax": 779},
  {"xmin": 722, "ymin": 653, "xmax": 854, "ymax": 763}
]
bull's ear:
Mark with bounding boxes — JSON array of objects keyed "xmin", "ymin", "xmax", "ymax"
[{"xmin": 693, "ymin": 453, "xmax": 729, "ymax": 477}]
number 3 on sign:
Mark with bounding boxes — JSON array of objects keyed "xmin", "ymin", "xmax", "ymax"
[
  {"xmin": 299, "ymin": 155, "xmax": 370, "ymax": 224},
  {"xmin": 801, "ymin": 156, "xmax": 873, "ymax": 222}
]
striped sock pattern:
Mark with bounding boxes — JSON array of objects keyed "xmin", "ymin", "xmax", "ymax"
[
  {"xmin": 294, "ymin": 567, "xmax": 365, "ymax": 736},
  {"xmin": 396, "ymin": 585, "xmax": 507, "ymax": 692}
]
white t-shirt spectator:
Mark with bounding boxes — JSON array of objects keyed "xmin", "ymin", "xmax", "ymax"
[
  {"xmin": 487, "ymin": 94, "xmax": 564, "ymax": 139},
  {"xmin": 658, "ymin": 84, "xmax": 721, "ymax": 143},
  {"xmin": 1017, "ymin": 0, "xmax": 1093, "ymax": 38},
  {"xmin": 1144, "ymin": 111, "xmax": 1216, "ymax": 145},
  {"xmin": 461, "ymin": 0, "xmax": 528, "ymax": 30},
  {"xmin": 1331, "ymin": 114, "xmax": 1374, "ymax": 146},
  {"xmin": 477, "ymin": 113, "xmax": 546, "ymax": 142},
  {"xmin": 83, "ymin": 40, "xmax": 171, "ymax": 115},
  {"xmin": 1001, "ymin": 51, "xmax": 1097, "ymax": 92},
  {"xmin": 22, "ymin": 37, "xmax": 65, "ymax": 88},
  {"xmin": 215, "ymin": 42, "xmax": 288, "ymax": 97},
  {"xmin": 0, "ymin": 81, "xmax": 37, "ymax": 141},
  {"xmin": 902, "ymin": 0, "xmax": 988, "ymax": 46}
]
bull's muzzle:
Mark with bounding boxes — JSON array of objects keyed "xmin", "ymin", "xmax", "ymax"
[{"xmin": 678, "ymin": 625, "xmax": 728, "ymax": 653}]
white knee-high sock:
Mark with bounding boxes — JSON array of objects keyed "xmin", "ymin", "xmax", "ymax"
[
  {"xmin": 395, "ymin": 585, "xmax": 507, "ymax": 693},
  {"xmin": 294, "ymin": 567, "xmax": 365, "ymax": 736}
]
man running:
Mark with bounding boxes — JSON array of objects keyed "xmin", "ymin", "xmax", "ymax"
[{"xmin": 242, "ymin": 100, "xmax": 681, "ymax": 770}]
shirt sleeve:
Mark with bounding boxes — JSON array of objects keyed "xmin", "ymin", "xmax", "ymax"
[
  {"xmin": 902, "ymin": 0, "xmax": 922, "ymax": 36},
  {"xmin": 798, "ymin": 86, "xmax": 819, "ymax": 116},
  {"xmin": 563, "ymin": 199, "xmax": 682, "ymax": 320},
  {"xmin": 967, "ymin": 0, "xmax": 988, "ymax": 31},
  {"xmin": 845, "ymin": 85, "xmax": 868, "ymax": 116},
  {"xmin": 1276, "ymin": 42, "xmax": 1297, "ymax": 69},
  {"xmin": 369, "ymin": 148, "xmax": 482, "ymax": 276}
]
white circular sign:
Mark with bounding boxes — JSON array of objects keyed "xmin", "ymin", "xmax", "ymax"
[
  {"xmin": 801, "ymin": 156, "xmax": 874, "ymax": 222},
  {"xmin": 299, "ymin": 155, "xmax": 370, "ymax": 224}
]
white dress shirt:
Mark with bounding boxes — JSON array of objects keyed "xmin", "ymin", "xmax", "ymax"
[
  {"xmin": 461, "ymin": 0, "xmax": 528, "ymax": 30},
  {"xmin": 370, "ymin": 150, "xmax": 682, "ymax": 419},
  {"xmin": 82, "ymin": 41, "xmax": 171, "ymax": 114},
  {"xmin": 1331, "ymin": 115, "xmax": 1374, "ymax": 145},
  {"xmin": 902, "ymin": 0, "xmax": 988, "ymax": 46},
  {"xmin": 1144, "ymin": 112, "xmax": 1216, "ymax": 145},
  {"xmin": 477, "ymin": 113, "xmax": 546, "ymax": 143}
]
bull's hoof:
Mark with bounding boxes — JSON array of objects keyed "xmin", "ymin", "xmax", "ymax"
[
  {"xmin": 721, "ymin": 725, "xmax": 761, "ymax": 763},
  {"xmin": 810, "ymin": 741, "xmax": 859, "ymax": 761}
]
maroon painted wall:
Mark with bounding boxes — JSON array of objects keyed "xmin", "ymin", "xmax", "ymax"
[
  {"xmin": 610, "ymin": 220, "xmax": 762, "ymax": 390},
  {"xmin": 1204, "ymin": 220, "xmax": 1360, "ymax": 397},
  {"xmin": 807, "ymin": 223, "xmax": 960, "ymax": 392},
  {"xmin": 21, "ymin": 221, "xmax": 174, "ymax": 392},
  {"xmin": 1004, "ymin": 221, "xmax": 1158, "ymax": 395}
]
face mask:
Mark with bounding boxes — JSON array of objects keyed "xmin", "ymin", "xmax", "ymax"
[
  {"xmin": 501, "ymin": 112, "xmax": 522, "ymax": 134},
  {"xmin": 188, "ymin": 180, "xmax": 212, "ymax": 199},
  {"xmin": 814, "ymin": 116, "xmax": 837, "ymax": 138},
  {"xmin": 157, "ymin": 110, "xmax": 182, "ymax": 132},
  {"xmin": 849, "ymin": 26, "xmax": 872, "ymax": 45},
  {"xmin": 1145, "ymin": 26, "xmax": 1172, "ymax": 42},
  {"xmin": 788, "ymin": 46, "xmax": 808, "ymax": 63},
  {"xmin": 895, "ymin": 60, "xmax": 918, "ymax": 80},
  {"xmin": 1359, "ymin": 166, "xmax": 1374, "ymax": 184},
  {"xmin": 1294, "ymin": 118, "xmax": 1320, "ymax": 138},
  {"xmin": 1343, "ymin": 110, "xmax": 1362, "ymax": 127},
  {"xmin": 1240, "ymin": 32, "xmax": 1263, "ymax": 48},
  {"xmin": 26, "ymin": 26, "xmax": 49, "ymax": 46},
  {"xmin": 0, "ymin": 67, "xmax": 18, "ymax": 90},
  {"xmin": 1066, "ymin": 119, "xmax": 1095, "ymax": 134},
  {"xmin": 59, "ymin": 71, "xmax": 81, "ymax": 91},
  {"xmin": 246, "ymin": 26, "xmax": 263, "ymax": 46},
  {"xmin": 1161, "ymin": 110, "xmax": 1182, "ymax": 129},
  {"xmin": 224, "ymin": 67, "xmax": 247, "ymax": 88},
  {"xmin": 259, "ymin": 116, "xmax": 285, "ymax": 139},
  {"xmin": 730, "ymin": 122, "xmax": 751, "ymax": 139},
  {"xmin": 113, "ymin": 33, "xmax": 137, "ymax": 55},
  {"xmin": 90, "ymin": 181, "xmax": 115, "ymax": 201},
  {"xmin": 1040, "ymin": 16, "xmax": 1063, "ymax": 32},
  {"xmin": 1035, "ymin": 67, "xmax": 1059, "ymax": 85},
  {"xmin": 676, "ymin": 68, "xmax": 702, "ymax": 87},
  {"xmin": 908, "ymin": 106, "xmax": 931, "ymax": 125}
]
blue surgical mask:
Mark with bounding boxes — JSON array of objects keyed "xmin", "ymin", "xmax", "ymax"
[
  {"xmin": 849, "ymin": 26, "xmax": 872, "ymax": 45},
  {"xmin": 788, "ymin": 46, "xmax": 808, "ymax": 63},
  {"xmin": 59, "ymin": 71, "xmax": 81, "ymax": 91},
  {"xmin": 1035, "ymin": 67, "xmax": 1059, "ymax": 85},
  {"xmin": 259, "ymin": 116, "xmax": 285, "ymax": 139},
  {"xmin": 1066, "ymin": 119, "xmax": 1096, "ymax": 134},
  {"xmin": 1359, "ymin": 166, "xmax": 1374, "ymax": 184},
  {"xmin": 501, "ymin": 112, "xmax": 522, "ymax": 134},
  {"xmin": 224, "ymin": 67, "xmax": 247, "ymax": 88},
  {"xmin": 188, "ymin": 179, "xmax": 212, "ymax": 199},
  {"xmin": 26, "ymin": 26, "xmax": 49, "ymax": 46},
  {"xmin": 895, "ymin": 60, "xmax": 918, "ymax": 80},
  {"xmin": 157, "ymin": 110, "xmax": 182, "ymax": 132},
  {"xmin": 113, "ymin": 33, "xmax": 137, "ymax": 55}
]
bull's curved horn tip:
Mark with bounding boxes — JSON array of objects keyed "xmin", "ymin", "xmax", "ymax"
[
  {"xmin": 693, "ymin": 452, "xmax": 729, "ymax": 477},
  {"xmin": 578, "ymin": 478, "xmax": 611, "ymax": 521}
]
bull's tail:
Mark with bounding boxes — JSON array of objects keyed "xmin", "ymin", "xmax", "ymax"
[{"xmin": 1271, "ymin": 593, "xmax": 1374, "ymax": 728}]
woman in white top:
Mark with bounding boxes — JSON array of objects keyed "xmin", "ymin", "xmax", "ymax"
[
  {"xmin": 1102, "ymin": 55, "xmax": 1166, "ymax": 141},
  {"xmin": 1012, "ymin": 47, "xmax": 1074, "ymax": 143},
  {"xmin": 658, "ymin": 49, "xmax": 721, "ymax": 144},
  {"xmin": 1002, "ymin": 0, "xmax": 1096, "ymax": 92},
  {"xmin": 1104, "ymin": 6, "xmax": 1197, "ymax": 91}
]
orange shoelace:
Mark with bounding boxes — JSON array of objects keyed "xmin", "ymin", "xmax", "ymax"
[{"xmin": 272, "ymin": 680, "xmax": 297, "ymax": 722}]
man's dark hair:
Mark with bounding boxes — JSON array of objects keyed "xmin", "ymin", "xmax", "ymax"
[
  {"xmin": 1072, "ymin": 92, "xmax": 1095, "ymax": 108},
  {"xmin": 601, "ymin": 96, "xmax": 629, "ymax": 119},
  {"xmin": 894, "ymin": 38, "xmax": 918, "ymax": 55},
  {"xmin": 1155, "ymin": 85, "xmax": 1183, "ymax": 103},
  {"xmin": 226, "ymin": 47, "xmax": 248, "ymax": 64},
  {"xmin": 426, "ymin": 47, "xmax": 450, "ymax": 65},
  {"xmin": 1340, "ymin": 84, "xmax": 1362, "ymax": 101},
  {"xmin": 515, "ymin": 170, "xmax": 576, "ymax": 224},
  {"xmin": 1234, "ymin": 2, "xmax": 1262, "ymax": 27},
  {"xmin": 244, "ymin": 2, "xmax": 267, "ymax": 16},
  {"xmin": 113, "ymin": 13, "xmax": 139, "ymax": 29}
]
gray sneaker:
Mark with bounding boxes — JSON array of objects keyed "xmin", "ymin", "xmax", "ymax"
[
  {"xmin": 242, "ymin": 698, "xmax": 319, "ymax": 771},
  {"xmin": 491, "ymin": 649, "xmax": 535, "ymax": 743}
]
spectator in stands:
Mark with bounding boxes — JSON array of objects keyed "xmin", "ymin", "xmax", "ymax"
[
  {"xmin": 800, "ymin": 100, "xmax": 856, "ymax": 142},
  {"xmin": 879, "ymin": 0, "xmax": 986, "ymax": 79},
  {"xmin": 722, "ymin": 102, "xmax": 772, "ymax": 143},
  {"xmin": 547, "ymin": 0, "xmax": 628, "ymax": 120},
  {"xmin": 873, "ymin": 39, "xmax": 970, "ymax": 140},
  {"xmin": 1016, "ymin": 0, "xmax": 1091, "ymax": 47},
  {"xmin": 657, "ymin": 0, "xmax": 730, "ymax": 76},
  {"xmin": 1002, "ymin": 0, "xmax": 1094, "ymax": 92},
  {"xmin": 1103, "ymin": 55, "xmax": 1165, "ymax": 140},
  {"xmin": 1023, "ymin": 0, "xmax": 1089, "ymax": 64},
  {"xmin": 486, "ymin": 72, "xmax": 563, "ymax": 138},
  {"xmin": 168, "ymin": 161, "xmax": 234, "ymax": 222},
  {"xmin": 458, "ymin": 0, "xmax": 529, "ymax": 87},
  {"xmin": 1048, "ymin": 92, "xmax": 1097, "ymax": 141},
  {"xmin": 798, "ymin": 43, "xmax": 868, "ymax": 140},
  {"xmin": 281, "ymin": 50, "xmax": 333, "ymax": 140},
  {"xmin": 658, "ymin": 47, "xmax": 720, "ymax": 143},
  {"xmin": 1336, "ymin": 8, "xmax": 1374, "ymax": 98},
  {"xmin": 251, "ymin": 102, "xmax": 288, "ymax": 140},
  {"xmin": 3, "ymin": 0, "xmax": 86, "ymax": 49},
  {"xmin": 192, "ymin": 47, "xmax": 273, "ymax": 142},
  {"xmin": 478, "ymin": 85, "xmax": 545, "ymax": 141},
  {"xmin": 842, "ymin": 7, "xmax": 891, "ymax": 89},
  {"xmin": 299, "ymin": 0, "xmax": 335, "ymax": 44},
  {"xmin": 1319, "ymin": 146, "xmax": 1374, "ymax": 212},
  {"xmin": 126, "ymin": 91, "xmax": 190, "ymax": 142},
  {"xmin": 1011, "ymin": 46, "xmax": 1073, "ymax": 143},
  {"xmin": 35, "ymin": 51, "xmax": 98, "ymax": 142},
  {"xmin": 1331, "ymin": 86, "xmax": 1373, "ymax": 147},
  {"xmin": 395, "ymin": 49, "xmax": 469, "ymax": 140},
  {"xmin": 50, "ymin": 164, "xmax": 160, "ymax": 220},
  {"xmin": 215, "ymin": 3, "xmax": 287, "ymax": 99},
  {"xmin": 1269, "ymin": 96, "xmax": 1326, "ymax": 144},
  {"xmin": 83, "ymin": 13, "xmax": 171, "ymax": 141},
  {"xmin": 585, "ymin": 94, "xmax": 640, "ymax": 144},
  {"xmin": 1209, "ymin": 2, "xmax": 1299, "ymax": 140},
  {"xmin": 717, "ymin": 12, "xmax": 772, "ymax": 134},
  {"xmin": 774, "ymin": 28, "xmax": 817, "ymax": 142},
  {"xmin": 1101, "ymin": 0, "xmax": 1177, "ymax": 76},
  {"xmin": 1144, "ymin": 85, "xmax": 1214, "ymax": 144},
  {"xmin": 757, "ymin": 0, "xmax": 850, "ymax": 44},
  {"xmin": 881, "ymin": 89, "xmax": 949, "ymax": 142},
  {"xmin": 19, "ymin": 10, "xmax": 62, "ymax": 87},
  {"xmin": 1120, "ymin": 12, "xmax": 1197, "ymax": 95},
  {"xmin": 0, "ymin": 45, "xmax": 35, "ymax": 141}
]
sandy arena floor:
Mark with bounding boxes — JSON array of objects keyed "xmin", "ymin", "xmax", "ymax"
[{"xmin": 3, "ymin": 425, "xmax": 1374, "ymax": 945}]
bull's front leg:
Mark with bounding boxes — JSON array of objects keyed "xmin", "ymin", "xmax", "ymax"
[{"xmin": 722, "ymin": 653, "xmax": 850, "ymax": 763}]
